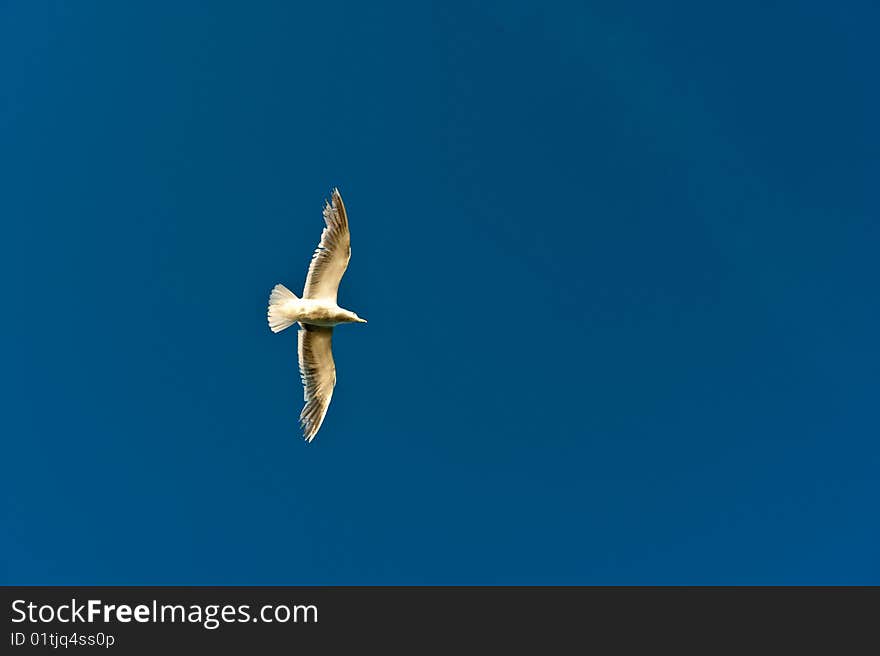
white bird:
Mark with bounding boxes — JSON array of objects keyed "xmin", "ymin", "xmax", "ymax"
[{"xmin": 267, "ymin": 188, "xmax": 367, "ymax": 442}]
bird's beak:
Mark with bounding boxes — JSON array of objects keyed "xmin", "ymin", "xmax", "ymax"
[{"xmin": 357, "ymin": 317, "xmax": 368, "ymax": 323}]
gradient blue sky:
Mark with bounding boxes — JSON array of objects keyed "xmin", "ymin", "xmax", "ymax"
[{"xmin": 2, "ymin": 1, "xmax": 878, "ymax": 584}]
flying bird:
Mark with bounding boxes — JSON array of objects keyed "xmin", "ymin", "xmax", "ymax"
[{"xmin": 267, "ymin": 188, "xmax": 367, "ymax": 442}]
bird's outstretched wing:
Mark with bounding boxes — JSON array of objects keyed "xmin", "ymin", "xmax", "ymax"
[
  {"xmin": 297, "ymin": 324, "xmax": 336, "ymax": 442},
  {"xmin": 303, "ymin": 188, "xmax": 351, "ymax": 303}
]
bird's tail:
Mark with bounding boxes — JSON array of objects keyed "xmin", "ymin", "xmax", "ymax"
[{"xmin": 267, "ymin": 284, "xmax": 299, "ymax": 333}]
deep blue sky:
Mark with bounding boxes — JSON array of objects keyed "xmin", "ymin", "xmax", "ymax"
[{"xmin": 2, "ymin": 2, "xmax": 878, "ymax": 584}]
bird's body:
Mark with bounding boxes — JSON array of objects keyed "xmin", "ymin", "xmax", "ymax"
[
  {"xmin": 267, "ymin": 188, "xmax": 366, "ymax": 442},
  {"xmin": 273, "ymin": 297, "xmax": 363, "ymax": 328}
]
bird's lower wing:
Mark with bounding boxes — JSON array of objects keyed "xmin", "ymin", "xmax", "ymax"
[{"xmin": 297, "ymin": 324, "xmax": 336, "ymax": 442}]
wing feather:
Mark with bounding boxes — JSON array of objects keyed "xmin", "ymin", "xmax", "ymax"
[
  {"xmin": 302, "ymin": 188, "xmax": 351, "ymax": 302},
  {"xmin": 297, "ymin": 324, "xmax": 336, "ymax": 442}
]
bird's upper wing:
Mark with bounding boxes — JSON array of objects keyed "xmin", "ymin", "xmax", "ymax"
[
  {"xmin": 297, "ymin": 324, "xmax": 336, "ymax": 442},
  {"xmin": 302, "ymin": 188, "xmax": 351, "ymax": 303}
]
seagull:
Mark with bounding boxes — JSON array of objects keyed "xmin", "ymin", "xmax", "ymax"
[{"xmin": 267, "ymin": 188, "xmax": 367, "ymax": 442}]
